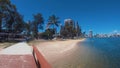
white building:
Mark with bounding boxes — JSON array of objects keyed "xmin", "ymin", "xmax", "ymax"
[{"xmin": 89, "ymin": 30, "xmax": 93, "ymax": 38}]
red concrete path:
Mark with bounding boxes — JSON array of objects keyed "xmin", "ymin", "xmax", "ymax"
[
  {"xmin": 0, "ymin": 55, "xmax": 37, "ymax": 68},
  {"xmin": 0, "ymin": 43, "xmax": 37, "ymax": 68}
]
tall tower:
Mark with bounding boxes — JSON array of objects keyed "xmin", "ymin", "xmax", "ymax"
[
  {"xmin": 64, "ymin": 19, "xmax": 74, "ymax": 26},
  {"xmin": 64, "ymin": 19, "xmax": 73, "ymax": 23},
  {"xmin": 89, "ymin": 30, "xmax": 93, "ymax": 38}
]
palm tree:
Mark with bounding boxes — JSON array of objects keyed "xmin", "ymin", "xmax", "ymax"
[
  {"xmin": 47, "ymin": 15, "xmax": 60, "ymax": 34},
  {"xmin": 0, "ymin": 0, "xmax": 13, "ymax": 30},
  {"xmin": 32, "ymin": 13, "xmax": 44, "ymax": 39},
  {"xmin": 0, "ymin": 0, "xmax": 25, "ymax": 41},
  {"xmin": 14, "ymin": 13, "xmax": 25, "ymax": 33},
  {"xmin": 24, "ymin": 21, "xmax": 32, "ymax": 36},
  {"xmin": 0, "ymin": 0, "xmax": 20, "ymax": 32}
]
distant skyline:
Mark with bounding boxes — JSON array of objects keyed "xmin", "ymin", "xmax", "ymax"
[{"xmin": 11, "ymin": 0, "xmax": 120, "ymax": 34}]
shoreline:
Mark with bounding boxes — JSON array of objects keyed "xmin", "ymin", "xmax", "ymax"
[
  {"xmin": 0, "ymin": 38, "xmax": 86, "ymax": 68},
  {"xmin": 35, "ymin": 38, "xmax": 86, "ymax": 67},
  {"xmin": 0, "ymin": 38, "xmax": 86, "ymax": 51}
]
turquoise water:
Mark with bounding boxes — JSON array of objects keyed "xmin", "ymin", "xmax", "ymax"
[
  {"xmin": 77, "ymin": 38, "xmax": 120, "ymax": 68},
  {"xmin": 53, "ymin": 38, "xmax": 120, "ymax": 68}
]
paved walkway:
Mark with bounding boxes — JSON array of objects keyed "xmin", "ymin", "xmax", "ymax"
[{"xmin": 0, "ymin": 42, "xmax": 37, "ymax": 68}]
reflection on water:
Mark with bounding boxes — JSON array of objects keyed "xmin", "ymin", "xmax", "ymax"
[
  {"xmin": 53, "ymin": 38, "xmax": 120, "ymax": 68},
  {"xmin": 77, "ymin": 38, "xmax": 120, "ymax": 68}
]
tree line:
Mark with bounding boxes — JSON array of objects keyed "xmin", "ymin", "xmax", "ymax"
[{"xmin": 0, "ymin": 0, "xmax": 83, "ymax": 41}]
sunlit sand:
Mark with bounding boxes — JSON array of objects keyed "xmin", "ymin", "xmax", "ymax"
[{"xmin": 36, "ymin": 39, "xmax": 85, "ymax": 68}]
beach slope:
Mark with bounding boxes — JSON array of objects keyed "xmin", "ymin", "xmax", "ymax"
[{"xmin": 36, "ymin": 39, "xmax": 85, "ymax": 68}]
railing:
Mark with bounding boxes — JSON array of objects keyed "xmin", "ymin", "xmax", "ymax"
[
  {"xmin": 0, "ymin": 32, "xmax": 25, "ymax": 42},
  {"xmin": 32, "ymin": 46, "xmax": 52, "ymax": 68}
]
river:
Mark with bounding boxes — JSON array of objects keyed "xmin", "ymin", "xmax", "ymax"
[{"xmin": 53, "ymin": 38, "xmax": 120, "ymax": 68}]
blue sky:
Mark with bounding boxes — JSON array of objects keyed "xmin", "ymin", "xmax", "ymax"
[{"xmin": 11, "ymin": 0, "xmax": 120, "ymax": 34}]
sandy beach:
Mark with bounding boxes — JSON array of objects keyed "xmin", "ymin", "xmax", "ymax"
[{"xmin": 35, "ymin": 39, "xmax": 85, "ymax": 68}]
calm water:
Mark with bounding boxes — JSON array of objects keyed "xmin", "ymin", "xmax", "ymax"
[
  {"xmin": 53, "ymin": 38, "xmax": 120, "ymax": 68},
  {"xmin": 76, "ymin": 38, "xmax": 120, "ymax": 68}
]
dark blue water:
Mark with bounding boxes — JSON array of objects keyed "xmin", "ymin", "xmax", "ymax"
[{"xmin": 77, "ymin": 38, "xmax": 120, "ymax": 68}]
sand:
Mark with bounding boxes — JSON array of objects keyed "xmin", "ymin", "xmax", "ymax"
[{"xmin": 36, "ymin": 39, "xmax": 85, "ymax": 68}]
